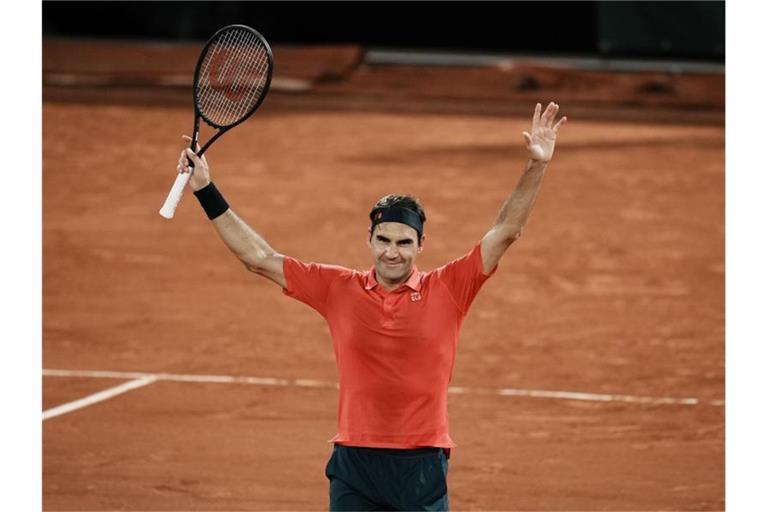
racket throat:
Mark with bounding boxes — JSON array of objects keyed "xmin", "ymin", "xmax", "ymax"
[{"xmin": 190, "ymin": 117, "xmax": 201, "ymax": 154}]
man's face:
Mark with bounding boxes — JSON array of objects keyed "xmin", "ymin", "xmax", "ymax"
[{"xmin": 367, "ymin": 222, "xmax": 423, "ymax": 287}]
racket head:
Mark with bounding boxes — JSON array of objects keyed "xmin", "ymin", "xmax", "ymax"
[{"xmin": 192, "ymin": 24, "xmax": 273, "ymax": 131}]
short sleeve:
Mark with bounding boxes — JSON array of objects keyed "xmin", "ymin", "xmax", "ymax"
[
  {"xmin": 282, "ymin": 257, "xmax": 351, "ymax": 317},
  {"xmin": 433, "ymin": 242, "xmax": 497, "ymax": 314}
]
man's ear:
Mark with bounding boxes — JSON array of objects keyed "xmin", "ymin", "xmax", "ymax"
[
  {"xmin": 418, "ymin": 234, "xmax": 426, "ymax": 253},
  {"xmin": 367, "ymin": 227, "xmax": 373, "ymax": 249}
]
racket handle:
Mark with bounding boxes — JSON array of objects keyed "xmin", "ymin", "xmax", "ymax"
[{"xmin": 159, "ymin": 172, "xmax": 192, "ymax": 219}]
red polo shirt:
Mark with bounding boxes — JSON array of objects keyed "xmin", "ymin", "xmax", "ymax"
[{"xmin": 282, "ymin": 242, "xmax": 496, "ymax": 448}]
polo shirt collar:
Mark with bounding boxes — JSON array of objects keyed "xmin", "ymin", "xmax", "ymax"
[{"xmin": 365, "ymin": 266, "xmax": 422, "ymax": 292}]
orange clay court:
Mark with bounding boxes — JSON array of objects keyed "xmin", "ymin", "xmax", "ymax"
[{"xmin": 42, "ymin": 41, "xmax": 724, "ymax": 510}]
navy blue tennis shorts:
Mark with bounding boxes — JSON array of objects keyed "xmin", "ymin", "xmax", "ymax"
[{"xmin": 325, "ymin": 444, "xmax": 450, "ymax": 511}]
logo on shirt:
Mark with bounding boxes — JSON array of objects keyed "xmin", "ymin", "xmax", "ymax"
[{"xmin": 410, "ymin": 291, "xmax": 422, "ymax": 302}]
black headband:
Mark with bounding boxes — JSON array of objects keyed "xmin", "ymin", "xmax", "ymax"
[{"xmin": 370, "ymin": 206, "xmax": 424, "ymax": 240}]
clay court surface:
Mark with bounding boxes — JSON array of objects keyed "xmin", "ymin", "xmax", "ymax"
[{"xmin": 43, "ymin": 42, "xmax": 724, "ymax": 510}]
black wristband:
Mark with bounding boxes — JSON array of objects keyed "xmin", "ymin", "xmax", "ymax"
[{"xmin": 193, "ymin": 182, "xmax": 229, "ymax": 220}]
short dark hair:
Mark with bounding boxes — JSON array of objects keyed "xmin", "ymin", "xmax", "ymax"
[{"xmin": 369, "ymin": 194, "xmax": 426, "ymax": 244}]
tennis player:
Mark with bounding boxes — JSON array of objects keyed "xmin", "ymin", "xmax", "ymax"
[{"xmin": 177, "ymin": 101, "xmax": 566, "ymax": 511}]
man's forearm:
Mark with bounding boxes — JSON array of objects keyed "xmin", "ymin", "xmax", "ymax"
[
  {"xmin": 493, "ymin": 159, "xmax": 548, "ymax": 239},
  {"xmin": 210, "ymin": 209, "xmax": 277, "ymax": 270}
]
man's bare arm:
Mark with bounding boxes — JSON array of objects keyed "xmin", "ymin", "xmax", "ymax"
[
  {"xmin": 480, "ymin": 102, "xmax": 567, "ymax": 274},
  {"xmin": 209, "ymin": 209, "xmax": 286, "ymax": 287},
  {"xmin": 179, "ymin": 142, "xmax": 286, "ymax": 288}
]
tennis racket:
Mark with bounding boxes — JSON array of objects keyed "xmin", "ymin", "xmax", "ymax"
[{"xmin": 159, "ymin": 24, "xmax": 273, "ymax": 219}]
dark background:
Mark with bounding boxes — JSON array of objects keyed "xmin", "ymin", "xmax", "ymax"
[{"xmin": 43, "ymin": 1, "xmax": 724, "ymax": 61}]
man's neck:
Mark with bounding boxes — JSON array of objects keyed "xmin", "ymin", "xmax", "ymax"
[{"xmin": 375, "ymin": 270, "xmax": 413, "ymax": 291}]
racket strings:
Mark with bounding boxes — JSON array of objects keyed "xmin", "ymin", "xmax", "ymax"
[
  {"xmin": 198, "ymin": 31, "xmax": 241, "ymax": 122},
  {"xmin": 200, "ymin": 30, "xmax": 268, "ymax": 124},
  {"xmin": 197, "ymin": 27, "xmax": 271, "ymax": 127},
  {"xmin": 199, "ymin": 29, "xmax": 267, "ymax": 121}
]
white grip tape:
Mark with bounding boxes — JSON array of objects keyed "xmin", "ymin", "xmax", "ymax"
[{"xmin": 159, "ymin": 172, "xmax": 192, "ymax": 219}]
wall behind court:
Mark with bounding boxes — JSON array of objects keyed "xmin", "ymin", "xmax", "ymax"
[{"xmin": 43, "ymin": 1, "xmax": 723, "ymax": 62}]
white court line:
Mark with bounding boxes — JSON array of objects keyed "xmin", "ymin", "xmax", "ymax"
[
  {"xmin": 42, "ymin": 376, "xmax": 156, "ymax": 421},
  {"xmin": 43, "ymin": 368, "xmax": 724, "ymax": 408}
]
